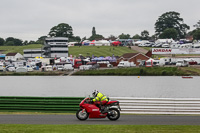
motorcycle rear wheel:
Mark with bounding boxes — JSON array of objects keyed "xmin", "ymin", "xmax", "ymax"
[
  {"xmin": 107, "ymin": 108, "xmax": 120, "ymax": 121},
  {"xmin": 76, "ymin": 109, "xmax": 89, "ymax": 121}
]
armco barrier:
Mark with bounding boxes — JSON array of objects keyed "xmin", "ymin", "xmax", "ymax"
[
  {"xmin": 1, "ymin": 96, "xmax": 200, "ymax": 114},
  {"xmin": 110, "ymin": 97, "xmax": 200, "ymax": 114},
  {"xmin": 0, "ymin": 96, "xmax": 84, "ymax": 113}
]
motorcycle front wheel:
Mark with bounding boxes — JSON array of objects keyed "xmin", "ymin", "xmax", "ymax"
[
  {"xmin": 76, "ymin": 109, "xmax": 89, "ymax": 121},
  {"xmin": 107, "ymin": 108, "xmax": 120, "ymax": 121}
]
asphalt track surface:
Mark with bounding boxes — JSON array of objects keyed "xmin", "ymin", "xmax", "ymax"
[{"xmin": 0, "ymin": 115, "xmax": 200, "ymax": 125}]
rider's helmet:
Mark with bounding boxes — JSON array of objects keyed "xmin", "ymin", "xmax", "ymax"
[{"xmin": 92, "ymin": 90, "xmax": 98, "ymax": 97}]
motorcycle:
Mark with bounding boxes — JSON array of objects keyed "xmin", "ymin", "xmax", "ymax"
[{"xmin": 76, "ymin": 97, "xmax": 121, "ymax": 121}]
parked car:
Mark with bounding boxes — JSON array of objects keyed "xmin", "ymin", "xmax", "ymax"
[
  {"xmin": 6, "ymin": 66, "xmax": 16, "ymax": 72},
  {"xmin": 176, "ymin": 60, "xmax": 188, "ymax": 67},
  {"xmin": 188, "ymin": 60, "xmax": 197, "ymax": 65},
  {"xmin": 57, "ymin": 65, "xmax": 64, "ymax": 71},
  {"xmin": 162, "ymin": 43, "xmax": 170, "ymax": 48},
  {"xmin": 86, "ymin": 62, "xmax": 100, "ymax": 70},
  {"xmin": 63, "ymin": 64, "xmax": 74, "ymax": 71},
  {"xmin": 27, "ymin": 67, "xmax": 33, "ymax": 72},
  {"xmin": 79, "ymin": 65, "xmax": 92, "ymax": 70},
  {"xmin": 0, "ymin": 64, "xmax": 6, "ymax": 72},
  {"xmin": 16, "ymin": 67, "xmax": 28, "ymax": 72},
  {"xmin": 117, "ymin": 61, "xmax": 136, "ymax": 68},
  {"xmin": 41, "ymin": 66, "xmax": 53, "ymax": 71}
]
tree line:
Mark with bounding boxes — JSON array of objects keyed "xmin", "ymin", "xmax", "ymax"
[{"xmin": 0, "ymin": 11, "xmax": 200, "ymax": 46}]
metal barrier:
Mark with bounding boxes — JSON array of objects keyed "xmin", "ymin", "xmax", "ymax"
[
  {"xmin": 110, "ymin": 97, "xmax": 200, "ymax": 114},
  {"xmin": 0, "ymin": 96, "xmax": 84, "ymax": 113},
  {"xmin": 1, "ymin": 96, "xmax": 200, "ymax": 114}
]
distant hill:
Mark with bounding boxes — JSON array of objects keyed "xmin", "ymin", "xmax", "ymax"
[{"xmin": 0, "ymin": 44, "xmax": 136, "ymax": 57}]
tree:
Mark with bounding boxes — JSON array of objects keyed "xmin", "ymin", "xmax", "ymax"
[
  {"xmin": 132, "ymin": 34, "xmax": 141, "ymax": 39},
  {"xmin": 107, "ymin": 35, "xmax": 117, "ymax": 41},
  {"xmin": 49, "ymin": 23, "xmax": 73, "ymax": 38},
  {"xmin": 23, "ymin": 40, "xmax": 28, "ymax": 45},
  {"xmin": 118, "ymin": 33, "xmax": 130, "ymax": 39},
  {"xmin": 193, "ymin": 20, "xmax": 200, "ymax": 29},
  {"xmin": 88, "ymin": 34, "xmax": 104, "ymax": 41},
  {"xmin": 88, "ymin": 27, "xmax": 104, "ymax": 41},
  {"xmin": 36, "ymin": 36, "xmax": 47, "ymax": 44},
  {"xmin": 82, "ymin": 36, "xmax": 87, "ymax": 41},
  {"xmin": 5, "ymin": 37, "xmax": 23, "ymax": 46},
  {"xmin": 5, "ymin": 41, "xmax": 14, "ymax": 46},
  {"xmin": 92, "ymin": 27, "xmax": 96, "ymax": 36},
  {"xmin": 155, "ymin": 11, "xmax": 190, "ymax": 39},
  {"xmin": 0, "ymin": 37, "xmax": 5, "ymax": 46},
  {"xmin": 159, "ymin": 28, "xmax": 178, "ymax": 40},
  {"xmin": 141, "ymin": 30, "xmax": 149, "ymax": 40},
  {"xmin": 28, "ymin": 40, "xmax": 37, "ymax": 44},
  {"xmin": 193, "ymin": 29, "xmax": 200, "ymax": 40},
  {"xmin": 70, "ymin": 36, "xmax": 81, "ymax": 42}
]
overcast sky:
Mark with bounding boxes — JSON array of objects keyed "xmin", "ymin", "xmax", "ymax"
[{"xmin": 0, "ymin": 0, "xmax": 199, "ymax": 41}]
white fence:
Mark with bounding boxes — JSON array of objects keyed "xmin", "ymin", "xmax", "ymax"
[{"xmin": 110, "ymin": 97, "xmax": 200, "ymax": 115}]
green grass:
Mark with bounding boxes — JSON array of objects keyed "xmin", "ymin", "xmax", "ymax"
[
  {"xmin": 0, "ymin": 125, "xmax": 200, "ymax": 133},
  {"xmin": 0, "ymin": 44, "xmax": 43, "ymax": 54},
  {"xmin": 69, "ymin": 46, "xmax": 136, "ymax": 57},
  {"xmin": 74, "ymin": 67, "xmax": 194, "ymax": 76},
  {"xmin": 0, "ymin": 44, "xmax": 136, "ymax": 57}
]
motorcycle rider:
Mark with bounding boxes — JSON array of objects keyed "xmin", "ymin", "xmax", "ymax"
[{"xmin": 91, "ymin": 90, "xmax": 108, "ymax": 113}]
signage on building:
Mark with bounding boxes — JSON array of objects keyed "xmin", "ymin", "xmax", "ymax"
[{"xmin": 152, "ymin": 48, "xmax": 200, "ymax": 54}]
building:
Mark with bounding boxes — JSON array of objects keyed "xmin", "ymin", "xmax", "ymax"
[
  {"xmin": 23, "ymin": 37, "xmax": 69, "ymax": 58},
  {"xmin": 0, "ymin": 54, "xmax": 5, "ymax": 60},
  {"xmin": 23, "ymin": 49, "xmax": 44, "ymax": 58},
  {"xmin": 118, "ymin": 53, "xmax": 150, "ymax": 66},
  {"xmin": 43, "ymin": 37, "xmax": 68, "ymax": 58},
  {"xmin": 5, "ymin": 53, "xmax": 24, "ymax": 61}
]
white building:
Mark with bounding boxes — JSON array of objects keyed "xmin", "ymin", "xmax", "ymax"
[
  {"xmin": 5, "ymin": 53, "xmax": 24, "ymax": 61},
  {"xmin": 43, "ymin": 37, "xmax": 69, "ymax": 58},
  {"xmin": 23, "ymin": 49, "xmax": 44, "ymax": 58}
]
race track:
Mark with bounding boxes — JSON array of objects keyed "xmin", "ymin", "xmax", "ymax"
[{"xmin": 0, "ymin": 115, "xmax": 200, "ymax": 125}]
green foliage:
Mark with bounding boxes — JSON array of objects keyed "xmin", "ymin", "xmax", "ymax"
[
  {"xmin": 70, "ymin": 36, "xmax": 81, "ymax": 42},
  {"xmin": 141, "ymin": 30, "xmax": 149, "ymax": 40},
  {"xmin": 5, "ymin": 37, "xmax": 23, "ymax": 46},
  {"xmin": 118, "ymin": 33, "xmax": 131, "ymax": 39},
  {"xmin": 36, "ymin": 36, "xmax": 47, "ymax": 44},
  {"xmin": 74, "ymin": 67, "xmax": 192, "ymax": 76},
  {"xmin": 193, "ymin": 29, "xmax": 200, "ymax": 40},
  {"xmin": 5, "ymin": 41, "xmax": 14, "ymax": 46},
  {"xmin": 88, "ymin": 34, "xmax": 104, "ymax": 41},
  {"xmin": 193, "ymin": 20, "xmax": 200, "ymax": 29},
  {"xmin": 0, "ymin": 37, "xmax": 5, "ymax": 46},
  {"xmin": 155, "ymin": 11, "xmax": 190, "ymax": 39},
  {"xmin": 49, "ymin": 23, "xmax": 73, "ymax": 38},
  {"xmin": 107, "ymin": 35, "xmax": 117, "ymax": 40},
  {"xmin": 132, "ymin": 34, "xmax": 141, "ymax": 39},
  {"xmin": 159, "ymin": 28, "xmax": 178, "ymax": 40},
  {"xmin": 92, "ymin": 27, "xmax": 96, "ymax": 35}
]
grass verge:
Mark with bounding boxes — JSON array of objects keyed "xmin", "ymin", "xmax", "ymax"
[
  {"xmin": 0, "ymin": 125, "xmax": 200, "ymax": 133},
  {"xmin": 0, "ymin": 45, "xmax": 136, "ymax": 57},
  {"xmin": 73, "ymin": 67, "xmax": 199, "ymax": 76}
]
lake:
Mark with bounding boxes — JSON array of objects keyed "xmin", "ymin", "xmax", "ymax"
[{"xmin": 0, "ymin": 76, "xmax": 199, "ymax": 98}]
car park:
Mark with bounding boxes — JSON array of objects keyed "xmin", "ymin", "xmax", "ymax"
[
  {"xmin": 6, "ymin": 66, "xmax": 16, "ymax": 72},
  {"xmin": 63, "ymin": 64, "xmax": 74, "ymax": 71}
]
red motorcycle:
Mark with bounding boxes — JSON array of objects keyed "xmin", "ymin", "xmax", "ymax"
[{"xmin": 76, "ymin": 97, "xmax": 121, "ymax": 121}]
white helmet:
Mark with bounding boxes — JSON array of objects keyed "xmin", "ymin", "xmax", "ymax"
[{"xmin": 92, "ymin": 90, "xmax": 98, "ymax": 97}]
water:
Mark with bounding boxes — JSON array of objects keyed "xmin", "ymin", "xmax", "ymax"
[{"xmin": 0, "ymin": 76, "xmax": 199, "ymax": 98}]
